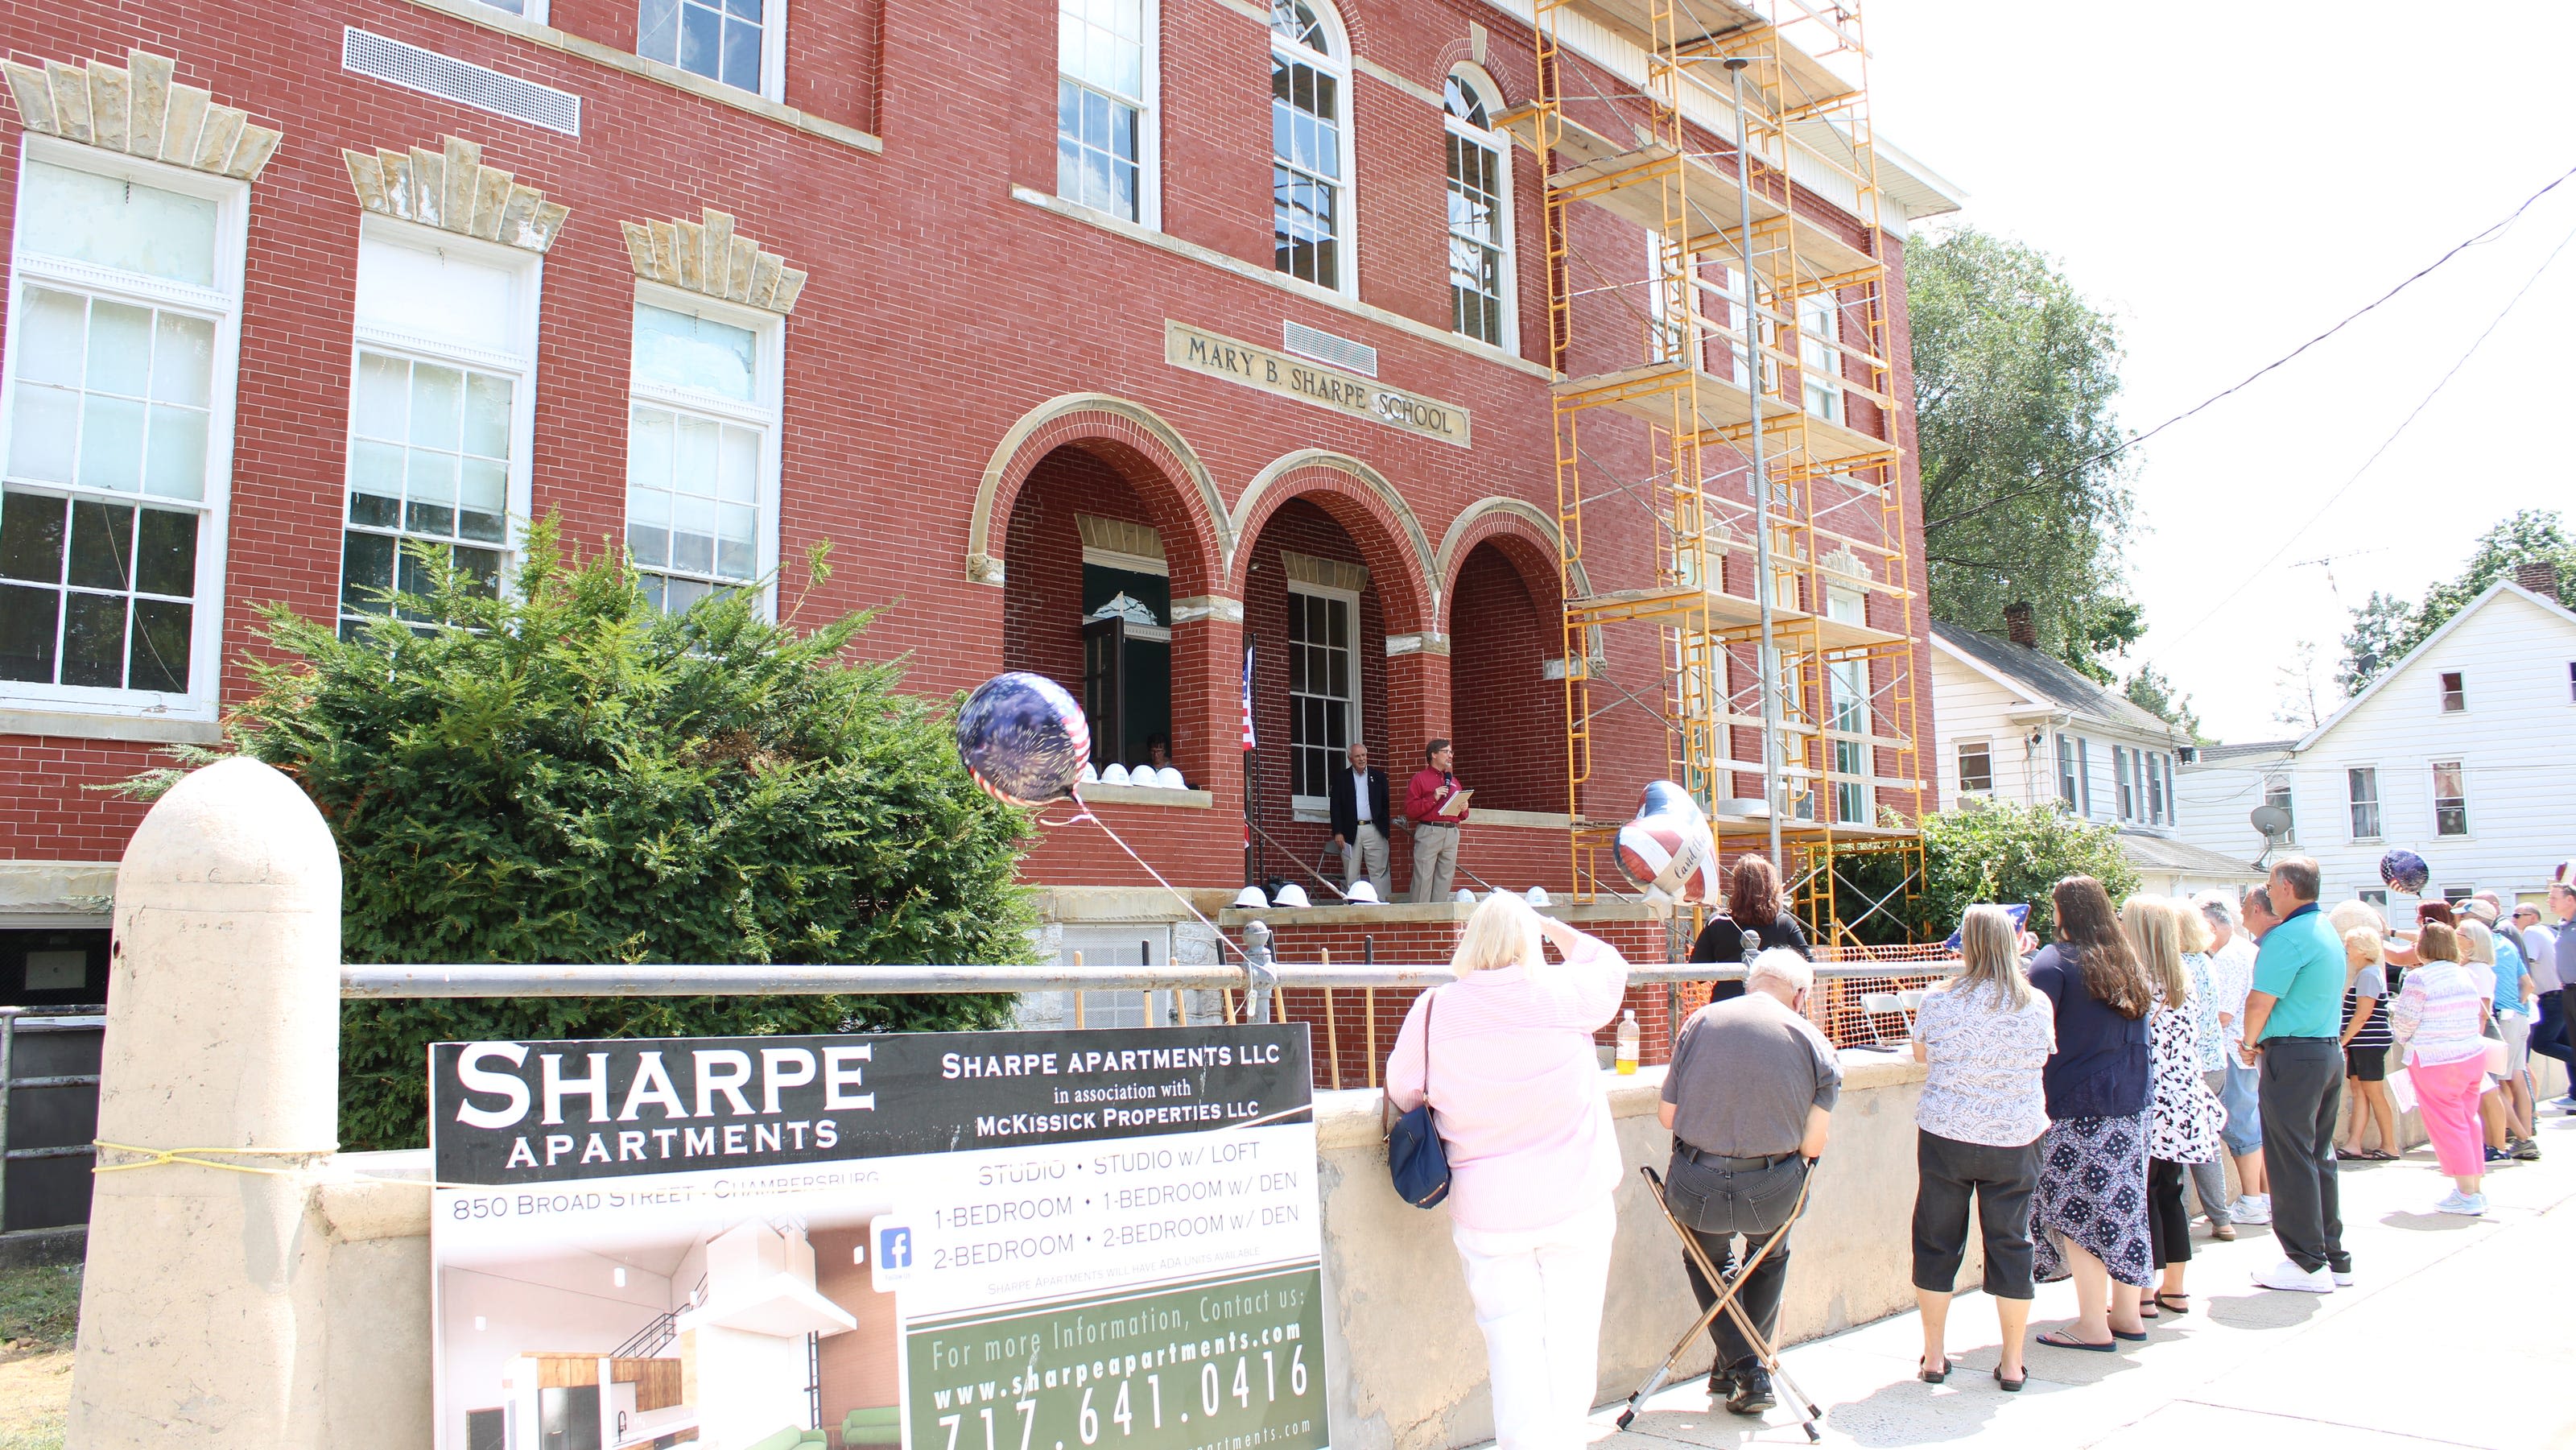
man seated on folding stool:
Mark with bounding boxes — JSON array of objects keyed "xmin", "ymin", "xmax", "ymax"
[{"xmin": 1659, "ymin": 947, "xmax": 1840, "ymax": 1415}]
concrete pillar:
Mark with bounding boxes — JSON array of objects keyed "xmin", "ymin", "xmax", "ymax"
[{"xmin": 71, "ymin": 757, "xmax": 342, "ymax": 1447}]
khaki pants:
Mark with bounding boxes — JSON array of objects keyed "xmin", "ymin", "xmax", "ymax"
[
  {"xmin": 1345, "ymin": 822, "xmax": 1391, "ymax": 902},
  {"xmin": 1410, "ymin": 823, "xmax": 1459, "ymax": 903}
]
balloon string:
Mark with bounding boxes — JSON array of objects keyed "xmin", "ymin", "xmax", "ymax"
[{"xmin": 1046, "ymin": 791, "xmax": 1251, "ymax": 965}]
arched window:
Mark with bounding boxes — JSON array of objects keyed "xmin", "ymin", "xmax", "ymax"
[
  {"xmin": 1270, "ymin": 0, "xmax": 1350, "ymax": 291},
  {"xmin": 1444, "ymin": 69, "xmax": 1512, "ymax": 346},
  {"xmin": 1059, "ymin": 0, "xmax": 1154, "ymax": 223}
]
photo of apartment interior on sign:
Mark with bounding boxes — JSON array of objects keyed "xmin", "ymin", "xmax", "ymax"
[{"xmin": 439, "ymin": 1202, "xmax": 900, "ymax": 1450}]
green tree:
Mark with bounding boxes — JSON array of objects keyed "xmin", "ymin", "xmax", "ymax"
[
  {"xmin": 2337, "ymin": 509, "xmax": 2576, "ymax": 692},
  {"xmin": 2122, "ymin": 663, "xmax": 2202, "ymax": 742},
  {"xmin": 126, "ymin": 522, "xmax": 1036, "ymax": 1149},
  {"xmin": 1915, "ymin": 800, "xmax": 2138, "ymax": 944},
  {"xmin": 1909, "ymin": 228, "xmax": 2140, "ymax": 680}
]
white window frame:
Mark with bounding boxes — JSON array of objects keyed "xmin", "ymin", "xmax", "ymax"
[
  {"xmin": 2261, "ymin": 771, "xmax": 2294, "ymax": 844},
  {"xmin": 1798, "ymin": 289, "xmax": 1843, "ymax": 423},
  {"xmin": 339, "ymin": 217, "xmax": 543, "ymax": 634},
  {"xmin": 2055, "ymin": 733, "xmax": 2078, "ymax": 809},
  {"xmin": 2112, "ymin": 744, "xmax": 2132, "ymax": 820},
  {"xmin": 637, "ymin": 0, "xmax": 788, "ymax": 103},
  {"xmin": 2347, "ymin": 765, "xmax": 2381, "ymax": 841},
  {"xmin": 2429, "ymin": 758, "xmax": 2470, "ymax": 838},
  {"xmin": 1055, "ymin": 0, "xmax": 1161, "ymax": 228},
  {"xmin": 0, "ymin": 136, "xmax": 249, "ymax": 726},
  {"xmin": 2145, "ymin": 749, "xmax": 2165, "ymax": 824},
  {"xmin": 1955, "ymin": 738, "xmax": 1992, "ymax": 798},
  {"xmin": 474, "ymin": 0, "xmax": 550, "ymax": 21},
  {"xmin": 625, "ymin": 281, "xmax": 786, "ymax": 620},
  {"xmin": 2437, "ymin": 668, "xmax": 2467, "ymax": 713},
  {"xmin": 1285, "ymin": 578, "xmax": 1361, "ymax": 816},
  {"xmin": 1443, "ymin": 64, "xmax": 1514, "ymax": 351},
  {"xmin": 1269, "ymin": 0, "xmax": 1356, "ymax": 299}
]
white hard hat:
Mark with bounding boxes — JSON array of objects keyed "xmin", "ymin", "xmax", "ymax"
[
  {"xmin": 1101, "ymin": 763, "xmax": 1132, "ymax": 786},
  {"xmin": 1232, "ymin": 886, "xmax": 1269, "ymax": 909},
  {"xmin": 1344, "ymin": 880, "xmax": 1381, "ymax": 905},
  {"xmin": 1455, "ymin": 888, "xmax": 1476, "ymax": 904},
  {"xmin": 1155, "ymin": 766, "xmax": 1187, "ymax": 789},
  {"xmin": 1274, "ymin": 882, "xmax": 1312, "ymax": 910},
  {"xmin": 1525, "ymin": 886, "xmax": 1552, "ymax": 907},
  {"xmin": 1079, "ymin": 761, "xmax": 1100, "ymax": 783}
]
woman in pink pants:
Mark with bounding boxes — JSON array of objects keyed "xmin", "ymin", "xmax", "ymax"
[{"xmin": 2386, "ymin": 923, "xmax": 2491, "ymax": 1217}]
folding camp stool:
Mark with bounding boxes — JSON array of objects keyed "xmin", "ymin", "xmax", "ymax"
[{"xmin": 1615, "ymin": 1163, "xmax": 1825, "ymax": 1442}]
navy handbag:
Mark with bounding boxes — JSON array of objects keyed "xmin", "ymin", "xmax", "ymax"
[{"xmin": 1382, "ymin": 991, "xmax": 1452, "ymax": 1208}]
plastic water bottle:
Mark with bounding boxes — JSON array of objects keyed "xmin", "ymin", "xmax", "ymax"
[{"xmin": 1616, "ymin": 1010, "xmax": 1641, "ymax": 1075}]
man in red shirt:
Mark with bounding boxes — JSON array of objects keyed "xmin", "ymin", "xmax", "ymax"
[{"xmin": 1405, "ymin": 738, "xmax": 1471, "ymax": 903}]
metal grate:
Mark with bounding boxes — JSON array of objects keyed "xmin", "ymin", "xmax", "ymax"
[
  {"xmin": 1282, "ymin": 320, "xmax": 1378, "ymax": 378},
  {"xmin": 342, "ymin": 27, "xmax": 582, "ymax": 138}
]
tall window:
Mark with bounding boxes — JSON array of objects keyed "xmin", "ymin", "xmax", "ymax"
[
  {"xmin": 341, "ymin": 228, "xmax": 538, "ymax": 636},
  {"xmin": 2146, "ymin": 750, "xmax": 2166, "ymax": 823},
  {"xmin": 1059, "ymin": 0, "xmax": 1151, "ymax": 221},
  {"xmin": 626, "ymin": 299, "xmax": 779, "ymax": 615},
  {"xmin": 2438, "ymin": 670, "xmax": 2466, "ymax": 713},
  {"xmin": 638, "ymin": 0, "xmax": 777, "ymax": 97},
  {"xmin": 1798, "ymin": 291, "xmax": 1843, "ymax": 423},
  {"xmin": 2347, "ymin": 766, "xmax": 2381, "ymax": 840},
  {"xmin": 1826, "ymin": 591, "xmax": 1868, "ymax": 824},
  {"xmin": 2077, "ymin": 737, "xmax": 2092, "ymax": 816},
  {"xmin": 1955, "ymin": 740, "xmax": 1992, "ymax": 796},
  {"xmin": 1286, "ymin": 583, "xmax": 1357, "ymax": 808},
  {"xmin": 2, "ymin": 146, "xmax": 242, "ymax": 720},
  {"xmin": 2056, "ymin": 734, "xmax": 2078, "ymax": 808},
  {"xmin": 2263, "ymin": 773, "xmax": 2295, "ymax": 843},
  {"xmin": 2430, "ymin": 759, "xmax": 2468, "ymax": 837},
  {"xmin": 1444, "ymin": 71, "xmax": 1509, "ymax": 346},
  {"xmin": 2113, "ymin": 745, "xmax": 2133, "ymax": 820},
  {"xmin": 1270, "ymin": 0, "xmax": 1348, "ymax": 291}
]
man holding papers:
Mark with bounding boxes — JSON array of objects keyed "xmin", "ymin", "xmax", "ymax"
[{"xmin": 1406, "ymin": 738, "xmax": 1473, "ymax": 903}]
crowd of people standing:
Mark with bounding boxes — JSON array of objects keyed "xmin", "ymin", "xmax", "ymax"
[{"xmin": 1381, "ymin": 854, "xmax": 2576, "ymax": 1449}]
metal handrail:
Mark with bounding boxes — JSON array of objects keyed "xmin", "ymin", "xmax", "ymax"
[{"xmin": 339, "ymin": 958, "xmax": 1956, "ymax": 998}]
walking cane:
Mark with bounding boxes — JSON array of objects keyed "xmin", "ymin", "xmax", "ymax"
[{"xmin": 1616, "ymin": 1164, "xmax": 1826, "ymax": 1443}]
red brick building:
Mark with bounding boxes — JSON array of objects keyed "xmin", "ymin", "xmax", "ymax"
[{"xmin": 0, "ymin": 0, "xmax": 1957, "ymax": 994}]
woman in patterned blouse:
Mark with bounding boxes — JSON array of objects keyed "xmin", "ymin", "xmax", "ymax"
[{"xmin": 1909, "ymin": 904, "xmax": 2056, "ymax": 1390}]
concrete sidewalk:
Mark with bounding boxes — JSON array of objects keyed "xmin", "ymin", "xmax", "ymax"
[{"xmin": 1583, "ymin": 1102, "xmax": 2576, "ymax": 1449}]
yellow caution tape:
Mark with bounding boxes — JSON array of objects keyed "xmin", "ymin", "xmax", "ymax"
[{"xmin": 91, "ymin": 1140, "xmax": 340, "ymax": 1176}]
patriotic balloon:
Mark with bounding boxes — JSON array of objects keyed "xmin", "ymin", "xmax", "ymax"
[
  {"xmin": 2377, "ymin": 848, "xmax": 2430, "ymax": 895},
  {"xmin": 1613, "ymin": 780, "xmax": 1722, "ymax": 906},
  {"xmin": 956, "ymin": 672, "xmax": 1090, "ymax": 808}
]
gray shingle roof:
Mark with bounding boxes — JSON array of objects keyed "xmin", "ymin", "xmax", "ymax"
[
  {"xmin": 1932, "ymin": 620, "xmax": 2177, "ymax": 737},
  {"xmin": 2119, "ymin": 831, "xmax": 2265, "ymax": 881}
]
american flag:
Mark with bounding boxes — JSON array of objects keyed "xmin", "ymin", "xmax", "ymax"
[{"xmin": 1240, "ymin": 643, "xmax": 1257, "ymax": 750}]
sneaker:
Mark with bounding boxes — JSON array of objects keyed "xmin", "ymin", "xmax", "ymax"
[
  {"xmin": 2210, "ymin": 1221, "xmax": 2238, "ymax": 1241},
  {"xmin": 2252, "ymin": 1259, "xmax": 2334, "ymax": 1293},
  {"xmin": 2511, "ymin": 1138, "xmax": 2541, "ymax": 1162},
  {"xmin": 2331, "ymin": 1267, "xmax": 2354, "ymax": 1287},
  {"xmin": 2434, "ymin": 1191, "xmax": 2487, "ymax": 1216},
  {"xmin": 2231, "ymin": 1195, "xmax": 2273, "ymax": 1225},
  {"xmin": 1724, "ymin": 1365, "xmax": 1776, "ymax": 1416},
  {"xmin": 2483, "ymin": 1146, "xmax": 2508, "ymax": 1164}
]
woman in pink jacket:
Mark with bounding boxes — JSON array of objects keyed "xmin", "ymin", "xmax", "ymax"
[{"xmin": 1385, "ymin": 891, "xmax": 1632, "ymax": 1450}]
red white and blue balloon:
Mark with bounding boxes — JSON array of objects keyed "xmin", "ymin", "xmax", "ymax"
[
  {"xmin": 1614, "ymin": 780, "xmax": 1721, "ymax": 905},
  {"xmin": 2377, "ymin": 849, "xmax": 2429, "ymax": 895},
  {"xmin": 956, "ymin": 672, "xmax": 1091, "ymax": 808}
]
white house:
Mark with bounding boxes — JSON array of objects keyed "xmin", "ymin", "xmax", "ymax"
[
  {"xmin": 2174, "ymin": 568, "xmax": 2576, "ymax": 915},
  {"xmin": 1931, "ymin": 609, "xmax": 2263, "ymax": 896}
]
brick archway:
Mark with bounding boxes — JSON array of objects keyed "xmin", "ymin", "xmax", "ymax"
[
  {"xmin": 970, "ymin": 394, "xmax": 1228, "ymax": 597},
  {"xmin": 1228, "ymin": 451, "xmax": 1435, "ymax": 634}
]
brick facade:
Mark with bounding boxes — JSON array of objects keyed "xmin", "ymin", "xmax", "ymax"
[{"xmin": 0, "ymin": 0, "xmax": 1938, "ymax": 919}]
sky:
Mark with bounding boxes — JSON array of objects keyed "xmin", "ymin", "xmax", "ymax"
[{"xmin": 1862, "ymin": 2, "xmax": 2576, "ymax": 742}]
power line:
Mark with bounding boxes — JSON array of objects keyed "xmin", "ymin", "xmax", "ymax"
[
  {"xmin": 2149, "ymin": 214, "xmax": 2576, "ymax": 659},
  {"xmin": 2091, "ymin": 159, "xmax": 2576, "ymax": 469}
]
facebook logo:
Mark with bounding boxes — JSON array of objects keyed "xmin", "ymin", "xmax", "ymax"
[{"xmin": 878, "ymin": 1225, "xmax": 913, "ymax": 1270}]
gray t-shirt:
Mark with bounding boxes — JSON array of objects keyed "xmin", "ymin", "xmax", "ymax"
[
  {"xmin": 1662, "ymin": 993, "xmax": 1842, "ymax": 1156},
  {"xmin": 2557, "ymin": 921, "xmax": 2576, "ymax": 989}
]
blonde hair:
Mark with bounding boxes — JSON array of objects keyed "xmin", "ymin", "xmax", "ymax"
[
  {"xmin": 2328, "ymin": 899, "xmax": 2384, "ymax": 938},
  {"xmin": 1450, "ymin": 891, "xmax": 1542, "ymax": 975},
  {"xmin": 1951, "ymin": 903, "xmax": 2033, "ymax": 1011},
  {"xmin": 2458, "ymin": 919, "xmax": 2496, "ymax": 967},
  {"xmin": 2174, "ymin": 897, "xmax": 2213, "ymax": 955},
  {"xmin": 2343, "ymin": 926, "xmax": 2384, "ymax": 973},
  {"xmin": 2122, "ymin": 894, "xmax": 2190, "ymax": 1006}
]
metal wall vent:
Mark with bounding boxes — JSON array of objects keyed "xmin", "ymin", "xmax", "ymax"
[
  {"xmin": 342, "ymin": 27, "xmax": 582, "ymax": 138},
  {"xmin": 1282, "ymin": 320, "xmax": 1378, "ymax": 378}
]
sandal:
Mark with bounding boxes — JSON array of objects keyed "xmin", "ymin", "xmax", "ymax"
[
  {"xmin": 2346, "ymin": 1149, "xmax": 2396, "ymax": 1162},
  {"xmin": 2153, "ymin": 1292, "xmax": 2190, "ymax": 1316},
  {"xmin": 2138, "ymin": 1303, "xmax": 2157, "ymax": 1320},
  {"xmin": 1993, "ymin": 1365, "xmax": 2026, "ymax": 1393},
  {"xmin": 2109, "ymin": 1327, "xmax": 2147, "ymax": 1342},
  {"xmin": 1918, "ymin": 1357, "xmax": 1949, "ymax": 1384},
  {"xmin": 2035, "ymin": 1330, "xmax": 2116, "ymax": 1353}
]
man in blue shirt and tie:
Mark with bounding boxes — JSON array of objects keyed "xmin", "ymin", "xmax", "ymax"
[{"xmin": 2237, "ymin": 856, "xmax": 2351, "ymax": 1294}]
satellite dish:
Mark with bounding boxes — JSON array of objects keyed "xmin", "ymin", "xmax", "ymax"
[{"xmin": 2250, "ymin": 804, "xmax": 2293, "ymax": 841}]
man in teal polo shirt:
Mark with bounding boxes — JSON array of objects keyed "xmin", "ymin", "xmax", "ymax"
[{"xmin": 2237, "ymin": 855, "xmax": 2350, "ymax": 1293}]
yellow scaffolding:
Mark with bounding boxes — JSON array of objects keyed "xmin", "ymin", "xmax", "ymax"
[{"xmin": 1506, "ymin": 0, "xmax": 1926, "ymax": 946}]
